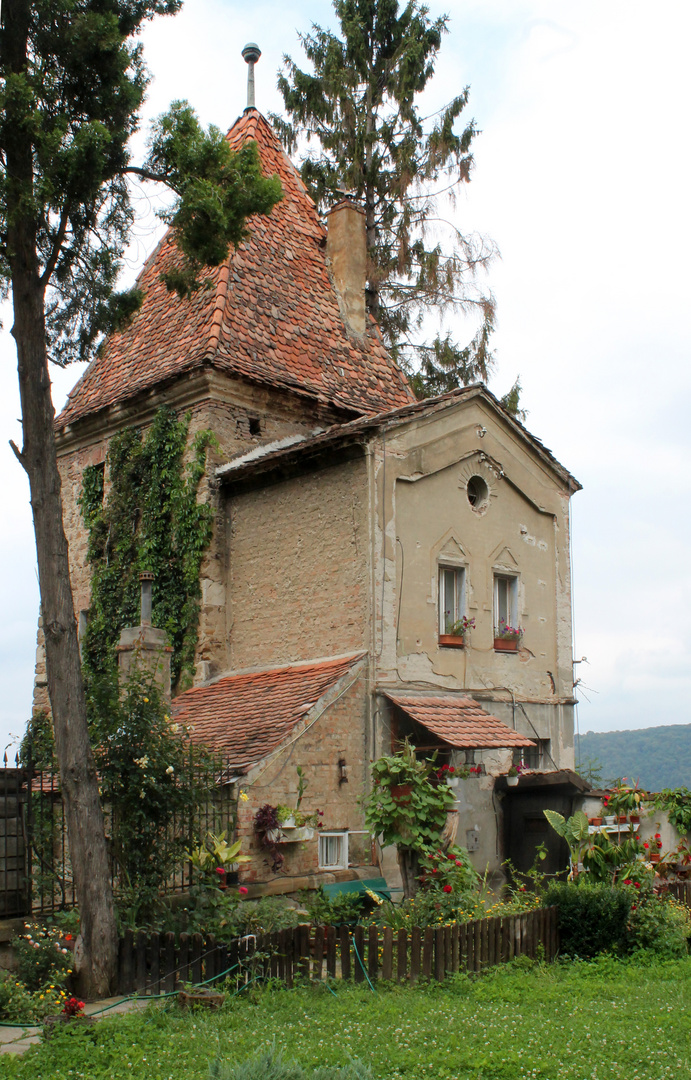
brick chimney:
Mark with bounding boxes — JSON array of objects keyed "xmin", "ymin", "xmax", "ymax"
[{"xmin": 325, "ymin": 199, "xmax": 366, "ymax": 335}]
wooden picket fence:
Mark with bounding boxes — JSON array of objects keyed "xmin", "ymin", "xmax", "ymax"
[
  {"xmin": 116, "ymin": 906, "xmax": 559, "ymax": 996},
  {"xmin": 666, "ymin": 881, "xmax": 691, "ymax": 906}
]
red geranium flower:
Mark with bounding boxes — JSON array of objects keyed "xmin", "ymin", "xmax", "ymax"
[
  {"xmin": 634, "ymin": 882, "xmax": 641, "ymax": 888},
  {"xmin": 239, "ymin": 886, "xmax": 248, "ymax": 895},
  {"xmin": 643, "ymin": 842, "xmax": 649, "ymax": 849},
  {"xmin": 443, "ymin": 884, "xmax": 453, "ymax": 894},
  {"xmin": 215, "ymin": 866, "xmax": 226, "ymax": 875},
  {"xmin": 623, "ymin": 879, "xmax": 632, "ymax": 885}
]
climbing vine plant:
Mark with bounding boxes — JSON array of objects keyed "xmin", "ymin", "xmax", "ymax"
[{"xmin": 79, "ymin": 407, "xmax": 216, "ymax": 690}]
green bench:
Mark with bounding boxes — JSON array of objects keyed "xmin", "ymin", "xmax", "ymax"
[{"xmin": 321, "ymin": 877, "xmax": 392, "ymax": 902}]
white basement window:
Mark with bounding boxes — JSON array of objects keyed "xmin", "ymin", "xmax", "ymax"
[{"xmin": 318, "ymin": 831, "xmax": 349, "ymax": 870}]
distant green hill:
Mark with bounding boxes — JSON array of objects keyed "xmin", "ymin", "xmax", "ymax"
[{"xmin": 576, "ymin": 725, "xmax": 691, "ymax": 791}]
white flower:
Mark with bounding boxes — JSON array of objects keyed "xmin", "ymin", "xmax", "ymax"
[
  {"xmin": 166, "ymin": 766, "xmax": 174, "ymax": 775},
  {"xmin": 134, "ymin": 755, "xmax": 149, "ymax": 768}
]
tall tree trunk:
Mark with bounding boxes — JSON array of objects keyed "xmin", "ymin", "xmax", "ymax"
[
  {"xmin": 3, "ymin": 0, "xmax": 118, "ymax": 999},
  {"xmin": 11, "ymin": 272, "xmax": 119, "ymax": 998}
]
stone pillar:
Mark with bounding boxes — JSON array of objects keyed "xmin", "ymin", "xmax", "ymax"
[{"xmin": 116, "ymin": 573, "xmax": 172, "ymax": 700}]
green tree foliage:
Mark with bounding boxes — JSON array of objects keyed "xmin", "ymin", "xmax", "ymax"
[
  {"xmin": 79, "ymin": 407, "xmax": 215, "ymax": 690},
  {"xmin": 273, "ymin": 0, "xmax": 497, "ymax": 397},
  {"xmin": 0, "ymin": 0, "xmax": 281, "ymax": 993},
  {"xmin": 577, "ymin": 725, "xmax": 691, "ymax": 792}
]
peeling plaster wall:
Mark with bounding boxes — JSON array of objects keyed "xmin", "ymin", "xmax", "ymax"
[
  {"xmin": 226, "ymin": 456, "xmax": 370, "ymax": 671},
  {"xmin": 371, "ymin": 399, "xmax": 576, "ymax": 746}
]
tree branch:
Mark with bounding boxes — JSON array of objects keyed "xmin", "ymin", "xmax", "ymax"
[
  {"xmin": 40, "ymin": 205, "xmax": 70, "ymax": 287},
  {"xmin": 9, "ymin": 439, "xmax": 26, "ymax": 471}
]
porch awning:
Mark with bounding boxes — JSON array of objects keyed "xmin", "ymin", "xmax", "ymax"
[{"xmin": 384, "ymin": 692, "xmax": 535, "ymax": 750}]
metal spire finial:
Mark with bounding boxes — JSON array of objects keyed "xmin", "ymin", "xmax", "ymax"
[{"xmin": 242, "ymin": 43, "xmax": 261, "ymax": 110}]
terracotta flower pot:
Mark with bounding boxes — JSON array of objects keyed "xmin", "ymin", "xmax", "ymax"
[
  {"xmin": 494, "ymin": 637, "xmax": 519, "ymax": 652},
  {"xmin": 589, "ymin": 817, "xmax": 603, "ymax": 827},
  {"xmin": 390, "ymin": 783, "xmax": 413, "ymax": 804},
  {"xmin": 438, "ymin": 634, "xmax": 466, "ymax": 649},
  {"xmin": 629, "ymin": 814, "xmax": 640, "ymax": 824},
  {"xmin": 649, "ymin": 853, "xmax": 661, "ymax": 864},
  {"xmin": 617, "ymin": 816, "xmax": 627, "ymax": 825}
]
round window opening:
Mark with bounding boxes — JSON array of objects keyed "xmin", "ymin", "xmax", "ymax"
[{"xmin": 467, "ymin": 474, "xmax": 489, "ymax": 511}]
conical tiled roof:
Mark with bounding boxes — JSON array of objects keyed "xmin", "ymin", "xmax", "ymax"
[{"xmin": 56, "ymin": 110, "xmax": 414, "ymax": 430}]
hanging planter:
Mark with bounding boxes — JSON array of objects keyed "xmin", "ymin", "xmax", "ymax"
[{"xmin": 390, "ymin": 783, "xmax": 414, "ymax": 804}]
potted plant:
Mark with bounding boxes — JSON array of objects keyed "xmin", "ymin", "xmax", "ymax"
[
  {"xmin": 605, "ymin": 780, "xmax": 647, "ymax": 821},
  {"xmin": 439, "ymin": 615, "xmax": 475, "ymax": 649},
  {"xmin": 494, "ymin": 620, "xmax": 523, "ymax": 652},
  {"xmin": 506, "ymin": 763, "xmax": 523, "ymax": 787}
]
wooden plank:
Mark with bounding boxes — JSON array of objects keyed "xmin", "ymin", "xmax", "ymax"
[
  {"xmin": 325, "ymin": 926, "xmax": 337, "ymax": 980},
  {"xmin": 313, "ymin": 926, "xmax": 325, "ymax": 981},
  {"xmin": 284, "ymin": 928, "xmax": 294, "ymax": 989},
  {"xmin": 163, "ymin": 932, "xmax": 176, "ymax": 993},
  {"xmin": 340, "ymin": 925, "xmax": 351, "ymax": 981},
  {"xmin": 464, "ymin": 922, "xmax": 473, "ymax": 972},
  {"xmin": 119, "ymin": 930, "xmax": 134, "ymax": 995},
  {"xmin": 353, "ymin": 926, "xmax": 365, "ymax": 983},
  {"xmin": 190, "ymin": 933, "xmax": 203, "ymax": 986},
  {"xmin": 487, "ymin": 917, "xmax": 496, "ymax": 968},
  {"xmin": 451, "ymin": 924, "xmax": 460, "ymax": 973},
  {"xmin": 550, "ymin": 905, "xmax": 559, "ymax": 961},
  {"xmin": 500, "ymin": 917, "xmax": 509, "ymax": 964},
  {"xmin": 298, "ymin": 924, "xmax": 310, "ymax": 981},
  {"xmin": 149, "ymin": 932, "xmax": 160, "ymax": 995},
  {"xmin": 228, "ymin": 937, "xmax": 239, "ymax": 985},
  {"xmin": 207, "ymin": 934, "xmax": 218, "ymax": 983},
  {"xmin": 410, "ymin": 926, "xmax": 421, "ymax": 983},
  {"xmin": 397, "ymin": 929, "xmax": 407, "ymax": 983},
  {"xmin": 368, "ymin": 924, "xmax": 379, "ymax": 982},
  {"xmin": 443, "ymin": 926, "xmax": 452, "ymax": 976},
  {"xmin": 422, "ymin": 928, "xmax": 434, "ymax": 980},
  {"xmin": 473, "ymin": 919, "xmax": 482, "ymax": 972},
  {"xmin": 434, "ymin": 927, "xmax": 444, "ymax": 982},
  {"xmin": 459, "ymin": 923, "xmax": 468, "ymax": 972},
  {"xmin": 178, "ymin": 934, "xmax": 190, "ymax": 986},
  {"xmin": 480, "ymin": 918, "xmax": 489, "ymax": 969},
  {"xmin": 382, "ymin": 927, "xmax": 393, "ymax": 982},
  {"xmin": 135, "ymin": 931, "xmax": 147, "ymax": 994}
]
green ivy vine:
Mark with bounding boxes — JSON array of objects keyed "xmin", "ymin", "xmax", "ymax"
[{"xmin": 79, "ymin": 406, "xmax": 217, "ymax": 690}]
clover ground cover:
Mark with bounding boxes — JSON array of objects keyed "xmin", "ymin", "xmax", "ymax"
[{"xmin": 2, "ymin": 956, "xmax": 690, "ymax": 1080}]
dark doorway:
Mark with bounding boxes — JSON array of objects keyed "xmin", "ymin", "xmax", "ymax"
[{"xmin": 504, "ymin": 789, "xmax": 573, "ymax": 878}]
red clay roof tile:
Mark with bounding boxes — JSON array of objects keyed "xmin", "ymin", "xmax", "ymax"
[
  {"xmin": 385, "ymin": 692, "xmax": 535, "ymax": 749},
  {"xmin": 171, "ymin": 653, "xmax": 365, "ymax": 771},
  {"xmin": 57, "ymin": 111, "xmax": 413, "ymax": 430}
]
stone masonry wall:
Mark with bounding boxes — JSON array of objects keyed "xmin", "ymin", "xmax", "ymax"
[
  {"xmin": 38, "ymin": 385, "xmax": 325, "ymax": 710},
  {"xmin": 227, "ymin": 456, "xmax": 370, "ymax": 671},
  {"xmin": 234, "ymin": 673, "xmax": 375, "ymax": 886}
]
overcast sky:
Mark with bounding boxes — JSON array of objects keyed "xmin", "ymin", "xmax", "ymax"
[{"xmin": 1, "ymin": 0, "xmax": 689, "ymax": 755}]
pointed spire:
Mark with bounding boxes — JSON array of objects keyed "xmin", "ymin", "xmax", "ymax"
[{"xmin": 242, "ymin": 43, "xmax": 261, "ymax": 109}]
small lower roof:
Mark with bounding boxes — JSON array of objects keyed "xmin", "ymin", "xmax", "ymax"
[
  {"xmin": 385, "ymin": 692, "xmax": 535, "ymax": 749},
  {"xmin": 172, "ymin": 652, "xmax": 365, "ymax": 771}
]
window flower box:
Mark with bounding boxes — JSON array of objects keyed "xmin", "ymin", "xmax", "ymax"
[
  {"xmin": 494, "ymin": 637, "xmax": 519, "ymax": 652},
  {"xmin": 439, "ymin": 634, "xmax": 466, "ymax": 649}
]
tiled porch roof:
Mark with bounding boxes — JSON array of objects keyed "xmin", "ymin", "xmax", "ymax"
[
  {"xmin": 56, "ymin": 109, "xmax": 413, "ymax": 431},
  {"xmin": 384, "ymin": 692, "xmax": 535, "ymax": 749},
  {"xmin": 171, "ymin": 653, "xmax": 365, "ymax": 771}
]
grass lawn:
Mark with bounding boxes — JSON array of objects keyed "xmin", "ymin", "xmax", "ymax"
[{"xmin": 2, "ymin": 956, "xmax": 690, "ymax": 1079}]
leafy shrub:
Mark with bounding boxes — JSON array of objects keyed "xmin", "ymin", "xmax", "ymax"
[
  {"xmin": 301, "ymin": 886, "xmax": 364, "ymax": 926},
  {"xmin": 13, "ymin": 922, "xmax": 74, "ymax": 991},
  {"xmin": 0, "ymin": 970, "xmax": 68, "ymax": 1023},
  {"xmin": 543, "ymin": 882, "xmax": 631, "ymax": 957},
  {"xmin": 418, "ymin": 844, "xmax": 479, "ymax": 895},
  {"xmin": 627, "ymin": 895, "xmax": 691, "ymax": 958},
  {"xmin": 210, "ymin": 1049, "xmax": 371, "ymax": 1080}
]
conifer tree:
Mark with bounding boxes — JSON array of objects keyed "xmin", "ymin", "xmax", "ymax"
[
  {"xmin": 0, "ymin": 0, "xmax": 281, "ymax": 995},
  {"xmin": 272, "ymin": 0, "xmax": 497, "ymax": 397}
]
